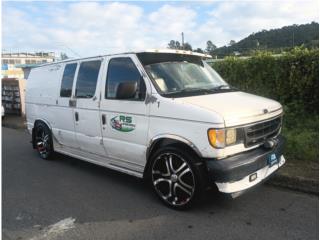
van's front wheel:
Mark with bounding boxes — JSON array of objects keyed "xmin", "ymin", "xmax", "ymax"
[
  {"xmin": 34, "ymin": 122, "xmax": 54, "ymax": 160},
  {"xmin": 149, "ymin": 146, "xmax": 205, "ymax": 210}
]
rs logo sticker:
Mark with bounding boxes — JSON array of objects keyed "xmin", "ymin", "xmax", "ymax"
[{"xmin": 110, "ymin": 115, "xmax": 135, "ymax": 132}]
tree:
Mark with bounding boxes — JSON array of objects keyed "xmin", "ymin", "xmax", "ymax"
[
  {"xmin": 194, "ymin": 48, "xmax": 204, "ymax": 53},
  {"xmin": 229, "ymin": 40, "xmax": 236, "ymax": 46},
  {"xmin": 167, "ymin": 40, "xmax": 182, "ymax": 49},
  {"xmin": 205, "ymin": 41, "xmax": 217, "ymax": 53},
  {"xmin": 183, "ymin": 42, "xmax": 192, "ymax": 51},
  {"xmin": 175, "ymin": 41, "xmax": 181, "ymax": 49},
  {"xmin": 167, "ymin": 40, "xmax": 193, "ymax": 50},
  {"xmin": 60, "ymin": 53, "xmax": 69, "ymax": 60},
  {"xmin": 168, "ymin": 40, "xmax": 176, "ymax": 49}
]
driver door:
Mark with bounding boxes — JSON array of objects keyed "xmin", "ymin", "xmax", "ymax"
[{"xmin": 99, "ymin": 55, "xmax": 150, "ymax": 172}]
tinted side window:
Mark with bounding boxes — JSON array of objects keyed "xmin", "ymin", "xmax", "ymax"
[
  {"xmin": 76, "ymin": 60, "xmax": 101, "ymax": 98},
  {"xmin": 60, "ymin": 63, "xmax": 77, "ymax": 97},
  {"xmin": 106, "ymin": 58, "xmax": 145, "ymax": 100}
]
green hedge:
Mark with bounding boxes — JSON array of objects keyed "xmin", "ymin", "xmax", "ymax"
[{"xmin": 211, "ymin": 48, "xmax": 319, "ymax": 162}]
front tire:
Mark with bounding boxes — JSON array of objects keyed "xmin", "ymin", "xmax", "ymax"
[
  {"xmin": 148, "ymin": 146, "xmax": 205, "ymax": 210},
  {"xmin": 34, "ymin": 122, "xmax": 54, "ymax": 160}
]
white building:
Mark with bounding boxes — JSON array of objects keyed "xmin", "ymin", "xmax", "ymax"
[
  {"xmin": 1, "ymin": 52, "xmax": 56, "ymax": 116},
  {"xmin": 1, "ymin": 52, "xmax": 55, "ymax": 79}
]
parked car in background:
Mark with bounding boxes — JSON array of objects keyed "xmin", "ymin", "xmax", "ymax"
[{"xmin": 26, "ymin": 49, "xmax": 285, "ymax": 209}]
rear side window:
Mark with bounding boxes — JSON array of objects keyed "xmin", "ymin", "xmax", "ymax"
[
  {"xmin": 75, "ymin": 60, "xmax": 101, "ymax": 98},
  {"xmin": 106, "ymin": 57, "xmax": 145, "ymax": 100},
  {"xmin": 60, "ymin": 63, "xmax": 77, "ymax": 97}
]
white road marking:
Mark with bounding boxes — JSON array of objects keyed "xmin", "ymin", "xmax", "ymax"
[
  {"xmin": 4, "ymin": 216, "xmax": 169, "ymax": 240},
  {"xmin": 29, "ymin": 217, "xmax": 75, "ymax": 240}
]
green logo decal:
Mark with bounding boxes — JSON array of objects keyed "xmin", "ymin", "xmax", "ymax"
[{"xmin": 110, "ymin": 115, "xmax": 135, "ymax": 132}]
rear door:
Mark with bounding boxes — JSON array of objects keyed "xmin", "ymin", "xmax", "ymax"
[
  {"xmin": 54, "ymin": 62, "xmax": 78, "ymax": 149},
  {"xmin": 73, "ymin": 58, "xmax": 106, "ymax": 157},
  {"xmin": 99, "ymin": 55, "xmax": 150, "ymax": 170}
]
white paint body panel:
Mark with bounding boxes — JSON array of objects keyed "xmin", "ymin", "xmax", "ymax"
[
  {"xmin": 26, "ymin": 51, "xmax": 284, "ymax": 192},
  {"xmin": 99, "ymin": 54, "xmax": 150, "ymax": 168},
  {"xmin": 178, "ymin": 91, "xmax": 282, "ymax": 127},
  {"xmin": 73, "ymin": 57, "xmax": 106, "ymax": 157}
]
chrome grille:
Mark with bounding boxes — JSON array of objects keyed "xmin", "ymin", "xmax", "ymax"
[{"xmin": 244, "ymin": 117, "xmax": 282, "ymax": 147}]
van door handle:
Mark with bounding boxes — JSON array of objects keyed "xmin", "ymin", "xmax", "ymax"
[
  {"xmin": 102, "ymin": 114, "xmax": 106, "ymax": 125},
  {"xmin": 75, "ymin": 112, "xmax": 79, "ymax": 122}
]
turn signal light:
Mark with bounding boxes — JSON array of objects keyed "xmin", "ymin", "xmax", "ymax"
[
  {"xmin": 208, "ymin": 129, "xmax": 225, "ymax": 148},
  {"xmin": 208, "ymin": 128, "xmax": 237, "ymax": 148}
]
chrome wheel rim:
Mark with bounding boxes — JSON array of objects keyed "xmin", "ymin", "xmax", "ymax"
[
  {"xmin": 35, "ymin": 127, "xmax": 50, "ymax": 158},
  {"xmin": 152, "ymin": 153, "xmax": 195, "ymax": 206}
]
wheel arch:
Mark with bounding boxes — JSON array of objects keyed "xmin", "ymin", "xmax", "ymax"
[
  {"xmin": 32, "ymin": 118, "xmax": 52, "ymax": 149},
  {"xmin": 33, "ymin": 118, "xmax": 52, "ymax": 130},
  {"xmin": 143, "ymin": 134, "xmax": 203, "ymax": 178}
]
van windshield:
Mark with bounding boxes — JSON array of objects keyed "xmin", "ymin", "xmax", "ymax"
[{"xmin": 137, "ymin": 53, "xmax": 236, "ymax": 97}]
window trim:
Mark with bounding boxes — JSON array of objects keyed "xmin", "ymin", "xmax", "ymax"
[
  {"xmin": 105, "ymin": 57, "xmax": 146, "ymax": 101},
  {"xmin": 75, "ymin": 59, "xmax": 102, "ymax": 99},
  {"xmin": 60, "ymin": 62, "xmax": 78, "ymax": 98}
]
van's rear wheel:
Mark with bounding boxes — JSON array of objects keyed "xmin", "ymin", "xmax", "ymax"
[
  {"xmin": 149, "ymin": 146, "xmax": 205, "ymax": 210},
  {"xmin": 34, "ymin": 122, "xmax": 53, "ymax": 160}
]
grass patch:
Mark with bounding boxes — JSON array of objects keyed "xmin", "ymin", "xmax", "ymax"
[{"xmin": 282, "ymin": 113, "xmax": 318, "ymax": 162}]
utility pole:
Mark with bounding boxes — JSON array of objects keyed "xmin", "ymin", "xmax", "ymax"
[{"xmin": 181, "ymin": 32, "xmax": 184, "ymax": 50}]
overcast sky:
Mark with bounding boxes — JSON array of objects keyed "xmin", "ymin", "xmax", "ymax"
[{"xmin": 2, "ymin": 0, "xmax": 319, "ymax": 58}]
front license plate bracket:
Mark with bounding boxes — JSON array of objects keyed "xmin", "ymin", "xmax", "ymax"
[{"xmin": 268, "ymin": 153, "xmax": 278, "ymax": 167}]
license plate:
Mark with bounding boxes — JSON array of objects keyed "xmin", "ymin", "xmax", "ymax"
[{"xmin": 268, "ymin": 153, "xmax": 278, "ymax": 167}]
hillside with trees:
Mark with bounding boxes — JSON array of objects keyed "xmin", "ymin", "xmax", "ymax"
[
  {"xmin": 212, "ymin": 22, "xmax": 319, "ymax": 57},
  {"xmin": 167, "ymin": 22, "xmax": 318, "ymax": 58}
]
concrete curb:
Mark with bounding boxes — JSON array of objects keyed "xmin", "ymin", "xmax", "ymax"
[
  {"xmin": 2, "ymin": 122, "xmax": 319, "ymax": 195},
  {"xmin": 2, "ymin": 116, "xmax": 26, "ymax": 130},
  {"xmin": 268, "ymin": 173, "xmax": 318, "ymax": 195},
  {"xmin": 2, "ymin": 122, "xmax": 26, "ymax": 130}
]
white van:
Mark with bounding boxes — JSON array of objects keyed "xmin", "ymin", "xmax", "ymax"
[{"xmin": 26, "ymin": 49, "xmax": 285, "ymax": 209}]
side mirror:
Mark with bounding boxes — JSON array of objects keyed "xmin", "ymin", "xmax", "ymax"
[{"xmin": 116, "ymin": 81, "xmax": 137, "ymax": 99}]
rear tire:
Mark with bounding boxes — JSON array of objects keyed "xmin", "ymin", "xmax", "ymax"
[
  {"xmin": 34, "ymin": 122, "xmax": 54, "ymax": 160},
  {"xmin": 148, "ymin": 145, "xmax": 206, "ymax": 210}
]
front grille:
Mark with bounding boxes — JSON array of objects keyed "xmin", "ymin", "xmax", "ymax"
[{"xmin": 244, "ymin": 117, "xmax": 282, "ymax": 147}]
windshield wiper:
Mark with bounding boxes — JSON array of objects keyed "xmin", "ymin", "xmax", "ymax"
[
  {"xmin": 162, "ymin": 85, "xmax": 238, "ymax": 97},
  {"xmin": 164, "ymin": 87, "xmax": 208, "ymax": 95},
  {"xmin": 181, "ymin": 87, "xmax": 209, "ymax": 92},
  {"xmin": 209, "ymin": 85, "xmax": 238, "ymax": 91},
  {"xmin": 211, "ymin": 84, "xmax": 230, "ymax": 90}
]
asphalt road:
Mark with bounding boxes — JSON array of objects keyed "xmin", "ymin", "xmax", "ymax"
[{"xmin": 2, "ymin": 127, "xmax": 319, "ymax": 240}]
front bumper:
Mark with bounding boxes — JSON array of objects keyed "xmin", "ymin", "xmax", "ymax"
[{"xmin": 205, "ymin": 135, "xmax": 285, "ymax": 196}]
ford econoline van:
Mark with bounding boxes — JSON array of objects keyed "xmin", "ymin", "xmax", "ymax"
[{"xmin": 26, "ymin": 49, "xmax": 285, "ymax": 209}]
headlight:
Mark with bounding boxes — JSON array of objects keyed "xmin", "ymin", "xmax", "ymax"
[
  {"xmin": 226, "ymin": 128, "xmax": 237, "ymax": 145},
  {"xmin": 208, "ymin": 128, "xmax": 237, "ymax": 148}
]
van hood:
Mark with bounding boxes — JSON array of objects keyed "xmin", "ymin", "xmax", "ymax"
[{"xmin": 177, "ymin": 91, "xmax": 282, "ymax": 127}]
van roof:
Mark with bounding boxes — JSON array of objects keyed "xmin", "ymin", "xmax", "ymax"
[{"xmin": 37, "ymin": 49, "xmax": 212, "ymax": 68}]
